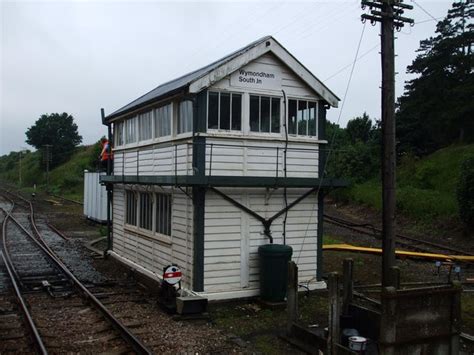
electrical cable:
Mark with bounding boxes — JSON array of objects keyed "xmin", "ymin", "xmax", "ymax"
[
  {"xmin": 411, "ymin": 0, "xmax": 439, "ymax": 23},
  {"xmin": 323, "ymin": 42, "xmax": 380, "ymax": 82},
  {"xmin": 282, "ymin": 89, "xmax": 288, "ymax": 246},
  {"xmin": 295, "ymin": 22, "xmax": 367, "ymax": 265}
]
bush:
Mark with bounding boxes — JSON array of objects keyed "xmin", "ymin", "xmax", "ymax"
[{"xmin": 457, "ymin": 156, "xmax": 474, "ymax": 234}]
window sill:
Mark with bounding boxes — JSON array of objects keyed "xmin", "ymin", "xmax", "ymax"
[
  {"xmin": 198, "ymin": 132, "xmax": 328, "ymax": 144},
  {"xmin": 124, "ymin": 225, "xmax": 172, "ymax": 245}
]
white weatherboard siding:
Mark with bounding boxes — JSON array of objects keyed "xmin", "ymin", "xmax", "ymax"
[
  {"xmin": 211, "ymin": 53, "xmax": 318, "ymax": 98},
  {"xmin": 113, "ymin": 141, "xmax": 193, "ymax": 177},
  {"xmin": 205, "ymin": 138, "xmax": 319, "ymax": 178},
  {"xmin": 211, "ymin": 52, "xmax": 318, "ymax": 99},
  {"xmin": 112, "ymin": 184, "xmax": 194, "ymax": 289},
  {"xmin": 204, "ymin": 188, "xmax": 319, "ymax": 293}
]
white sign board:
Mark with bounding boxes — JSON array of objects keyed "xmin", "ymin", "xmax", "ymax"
[{"xmin": 230, "ymin": 64, "xmax": 281, "ymax": 91}]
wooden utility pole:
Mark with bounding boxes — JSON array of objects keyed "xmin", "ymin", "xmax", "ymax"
[
  {"xmin": 43, "ymin": 144, "xmax": 53, "ymax": 191},
  {"xmin": 361, "ymin": 0, "xmax": 413, "ymax": 287}
]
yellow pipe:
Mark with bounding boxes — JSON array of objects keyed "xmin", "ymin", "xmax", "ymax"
[{"xmin": 323, "ymin": 244, "xmax": 474, "ymax": 263}]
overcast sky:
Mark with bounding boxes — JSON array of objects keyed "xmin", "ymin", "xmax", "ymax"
[{"xmin": 0, "ymin": 0, "xmax": 452, "ymax": 155}]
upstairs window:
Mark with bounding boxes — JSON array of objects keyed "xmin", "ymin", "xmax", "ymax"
[
  {"xmin": 138, "ymin": 111, "xmax": 152, "ymax": 141},
  {"xmin": 249, "ymin": 95, "xmax": 280, "ymax": 133},
  {"xmin": 208, "ymin": 91, "xmax": 242, "ymax": 131},
  {"xmin": 288, "ymin": 99, "xmax": 318, "ymax": 137},
  {"xmin": 125, "ymin": 117, "xmax": 137, "ymax": 144},
  {"xmin": 125, "ymin": 190, "xmax": 137, "ymax": 226},
  {"xmin": 114, "ymin": 121, "xmax": 124, "ymax": 146},
  {"xmin": 154, "ymin": 103, "xmax": 172, "ymax": 137},
  {"xmin": 178, "ymin": 100, "xmax": 193, "ymax": 134}
]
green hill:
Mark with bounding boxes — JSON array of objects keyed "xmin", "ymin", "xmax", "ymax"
[
  {"xmin": 344, "ymin": 144, "xmax": 474, "ymax": 226},
  {"xmin": 0, "ymin": 143, "xmax": 100, "ymax": 201}
]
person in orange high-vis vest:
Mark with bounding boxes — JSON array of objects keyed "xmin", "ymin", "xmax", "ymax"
[{"xmin": 100, "ymin": 138, "xmax": 113, "ymax": 172}]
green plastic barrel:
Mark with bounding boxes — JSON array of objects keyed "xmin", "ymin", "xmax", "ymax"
[{"xmin": 258, "ymin": 244, "xmax": 293, "ymax": 302}]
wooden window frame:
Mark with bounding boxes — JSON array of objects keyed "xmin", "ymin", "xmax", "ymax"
[
  {"xmin": 207, "ymin": 90, "xmax": 243, "ymax": 132},
  {"xmin": 249, "ymin": 94, "xmax": 281, "ymax": 134},
  {"xmin": 287, "ymin": 98, "xmax": 319, "ymax": 138},
  {"xmin": 124, "ymin": 188, "xmax": 172, "ymax": 244}
]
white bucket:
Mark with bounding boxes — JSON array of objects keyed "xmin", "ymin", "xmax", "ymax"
[{"xmin": 348, "ymin": 336, "xmax": 367, "ymax": 352}]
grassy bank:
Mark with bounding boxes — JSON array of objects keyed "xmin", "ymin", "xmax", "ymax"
[
  {"xmin": 336, "ymin": 144, "xmax": 474, "ymax": 225},
  {"xmin": 0, "ymin": 143, "xmax": 100, "ymax": 201}
]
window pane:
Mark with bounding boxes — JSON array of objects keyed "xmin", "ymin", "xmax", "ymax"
[
  {"xmin": 297, "ymin": 100, "xmax": 307, "ymax": 135},
  {"xmin": 155, "ymin": 193, "xmax": 171, "ymax": 236},
  {"xmin": 250, "ymin": 95, "xmax": 259, "ymax": 132},
  {"xmin": 220, "ymin": 93, "xmax": 230, "ymax": 130},
  {"xmin": 126, "ymin": 191, "xmax": 137, "ymax": 225},
  {"xmin": 231, "ymin": 94, "xmax": 242, "ymax": 131},
  {"xmin": 167, "ymin": 196, "xmax": 172, "ymax": 236},
  {"xmin": 178, "ymin": 101, "xmax": 191, "ymax": 134},
  {"xmin": 139, "ymin": 112, "xmax": 152, "ymax": 141},
  {"xmin": 271, "ymin": 98, "xmax": 280, "ymax": 133},
  {"xmin": 126, "ymin": 118, "xmax": 136, "ymax": 144},
  {"xmin": 114, "ymin": 122, "xmax": 123, "ymax": 146},
  {"xmin": 208, "ymin": 92, "xmax": 219, "ymax": 129},
  {"xmin": 288, "ymin": 100, "xmax": 297, "ymax": 134},
  {"xmin": 139, "ymin": 192, "xmax": 152, "ymax": 230},
  {"xmin": 153, "ymin": 108, "xmax": 160, "ymax": 137},
  {"xmin": 308, "ymin": 101, "xmax": 317, "ymax": 137},
  {"xmin": 260, "ymin": 97, "xmax": 270, "ymax": 132},
  {"xmin": 163, "ymin": 104, "xmax": 171, "ymax": 136}
]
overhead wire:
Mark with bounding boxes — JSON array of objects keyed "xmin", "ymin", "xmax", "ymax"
[
  {"xmin": 411, "ymin": 0, "xmax": 439, "ymax": 23},
  {"xmin": 295, "ymin": 22, "xmax": 367, "ymax": 265},
  {"xmin": 324, "ymin": 42, "xmax": 380, "ymax": 82}
]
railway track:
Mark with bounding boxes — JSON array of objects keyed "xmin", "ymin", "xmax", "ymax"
[
  {"xmin": 0, "ymin": 190, "xmax": 152, "ymax": 354},
  {"xmin": 324, "ymin": 213, "xmax": 474, "ymax": 259}
]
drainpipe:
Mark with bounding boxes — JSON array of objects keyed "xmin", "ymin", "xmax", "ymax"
[{"xmin": 102, "ymin": 108, "xmax": 113, "ymax": 258}]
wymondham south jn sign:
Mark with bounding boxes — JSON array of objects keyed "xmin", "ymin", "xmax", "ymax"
[{"xmin": 230, "ymin": 64, "xmax": 281, "ymax": 91}]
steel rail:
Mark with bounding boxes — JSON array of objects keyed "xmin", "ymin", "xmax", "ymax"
[
  {"xmin": 0, "ymin": 205, "xmax": 48, "ymax": 354},
  {"xmin": 324, "ymin": 213, "xmax": 474, "ymax": 257},
  {"xmin": 1, "ymin": 192, "xmax": 153, "ymax": 355}
]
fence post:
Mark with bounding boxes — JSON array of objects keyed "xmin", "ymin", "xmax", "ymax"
[
  {"xmin": 287, "ymin": 261, "xmax": 298, "ymax": 335},
  {"xmin": 390, "ymin": 266, "xmax": 400, "ymax": 290},
  {"xmin": 328, "ymin": 272, "xmax": 340, "ymax": 355},
  {"xmin": 343, "ymin": 258, "xmax": 353, "ymax": 315},
  {"xmin": 451, "ymin": 281, "xmax": 461, "ymax": 354}
]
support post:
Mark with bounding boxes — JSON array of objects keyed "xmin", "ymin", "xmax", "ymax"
[
  {"xmin": 342, "ymin": 258, "xmax": 353, "ymax": 315},
  {"xmin": 451, "ymin": 281, "xmax": 462, "ymax": 354},
  {"xmin": 380, "ymin": 286, "xmax": 397, "ymax": 355},
  {"xmin": 286, "ymin": 261, "xmax": 298, "ymax": 334},
  {"xmin": 389, "ymin": 266, "xmax": 400, "ymax": 290},
  {"xmin": 361, "ymin": 0, "xmax": 413, "ymax": 288},
  {"xmin": 328, "ymin": 272, "xmax": 341, "ymax": 355},
  {"xmin": 380, "ymin": 0, "xmax": 396, "ymax": 289},
  {"xmin": 102, "ymin": 108, "xmax": 113, "ymax": 257}
]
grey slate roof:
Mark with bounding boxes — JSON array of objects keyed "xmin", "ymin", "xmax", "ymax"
[
  {"xmin": 106, "ymin": 36, "xmax": 273, "ymax": 121},
  {"xmin": 106, "ymin": 35, "xmax": 340, "ymax": 122}
]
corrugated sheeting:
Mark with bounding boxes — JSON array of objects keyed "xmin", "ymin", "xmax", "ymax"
[{"xmin": 83, "ymin": 172, "xmax": 107, "ymax": 222}]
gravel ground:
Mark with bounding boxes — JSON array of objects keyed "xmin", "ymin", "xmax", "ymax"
[{"xmin": 6, "ymin": 190, "xmax": 474, "ymax": 353}]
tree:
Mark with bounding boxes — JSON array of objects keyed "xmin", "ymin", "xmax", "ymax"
[
  {"xmin": 457, "ymin": 155, "xmax": 474, "ymax": 235},
  {"xmin": 396, "ymin": 1, "xmax": 474, "ymax": 156},
  {"xmin": 325, "ymin": 115, "xmax": 381, "ymax": 182},
  {"xmin": 25, "ymin": 113, "xmax": 82, "ymax": 168},
  {"xmin": 346, "ymin": 112, "xmax": 373, "ymax": 144}
]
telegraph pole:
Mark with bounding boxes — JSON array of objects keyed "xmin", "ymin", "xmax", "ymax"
[
  {"xmin": 43, "ymin": 144, "xmax": 53, "ymax": 191},
  {"xmin": 361, "ymin": 0, "xmax": 413, "ymax": 287}
]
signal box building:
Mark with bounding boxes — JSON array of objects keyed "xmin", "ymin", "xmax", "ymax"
[{"xmin": 102, "ymin": 36, "xmax": 343, "ymax": 300}]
